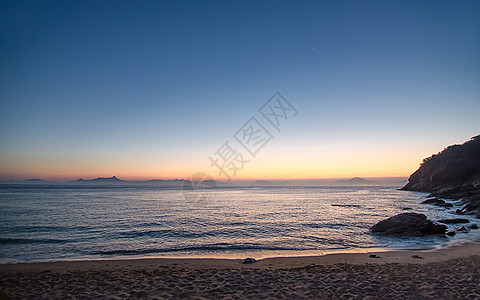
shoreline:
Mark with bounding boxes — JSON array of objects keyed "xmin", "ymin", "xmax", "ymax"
[
  {"xmin": 3, "ymin": 231, "xmax": 480, "ymax": 266},
  {"xmin": 0, "ymin": 237, "xmax": 474, "ymax": 265},
  {"xmin": 1, "ymin": 241, "xmax": 480, "ymax": 299},
  {"xmin": 2, "ymin": 240, "xmax": 479, "ymax": 271}
]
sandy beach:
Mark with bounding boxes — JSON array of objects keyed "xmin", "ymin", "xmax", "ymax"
[{"xmin": 1, "ymin": 242, "xmax": 479, "ymax": 299}]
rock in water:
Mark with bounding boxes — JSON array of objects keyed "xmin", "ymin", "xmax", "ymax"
[
  {"xmin": 421, "ymin": 198, "xmax": 453, "ymax": 208},
  {"xmin": 422, "ymin": 198, "xmax": 439, "ymax": 204},
  {"xmin": 436, "ymin": 202, "xmax": 454, "ymax": 208},
  {"xmin": 370, "ymin": 213, "xmax": 447, "ymax": 236},
  {"xmin": 437, "ymin": 218, "xmax": 470, "ymax": 224}
]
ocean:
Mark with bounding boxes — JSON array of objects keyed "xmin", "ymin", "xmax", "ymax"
[{"xmin": 1, "ymin": 185, "xmax": 479, "ymax": 264}]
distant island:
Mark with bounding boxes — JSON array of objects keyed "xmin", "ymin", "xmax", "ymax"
[
  {"xmin": 24, "ymin": 178, "xmax": 46, "ymax": 182},
  {"xmin": 1, "ymin": 176, "xmax": 189, "ymax": 186},
  {"xmin": 0, "ymin": 177, "xmax": 409, "ymax": 187},
  {"xmin": 75, "ymin": 176, "xmax": 123, "ymax": 183},
  {"xmin": 401, "ymin": 135, "xmax": 480, "ymax": 218},
  {"xmin": 334, "ymin": 177, "xmax": 377, "ymax": 186},
  {"xmin": 73, "ymin": 176, "xmax": 189, "ymax": 186},
  {"xmin": 253, "ymin": 180, "xmax": 276, "ymax": 185}
]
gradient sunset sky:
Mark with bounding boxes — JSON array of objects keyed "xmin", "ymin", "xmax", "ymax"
[{"xmin": 1, "ymin": 0, "xmax": 479, "ymax": 181}]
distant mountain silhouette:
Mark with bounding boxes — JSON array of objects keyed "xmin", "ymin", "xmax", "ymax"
[
  {"xmin": 253, "ymin": 180, "xmax": 275, "ymax": 185},
  {"xmin": 148, "ymin": 179, "xmax": 187, "ymax": 182},
  {"xmin": 0, "ymin": 178, "xmax": 56, "ymax": 185},
  {"xmin": 334, "ymin": 177, "xmax": 376, "ymax": 185},
  {"xmin": 201, "ymin": 179, "xmax": 216, "ymax": 184},
  {"xmin": 401, "ymin": 135, "xmax": 480, "ymax": 217},
  {"xmin": 76, "ymin": 176, "xmax": 123, "ymax": 182},
  {"xmin": 69, "ymin": 177, "xmax": 192, "ymax": 186}
]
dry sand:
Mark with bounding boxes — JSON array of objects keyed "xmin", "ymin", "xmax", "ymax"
[{"xmin": 1, "ymin": 242, "xmax": 480, "ymax": 299}]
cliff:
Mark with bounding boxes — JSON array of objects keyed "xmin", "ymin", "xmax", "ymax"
[{"xmin": 401, "ymin": 135, "xmax": 480, "ymax": 217}]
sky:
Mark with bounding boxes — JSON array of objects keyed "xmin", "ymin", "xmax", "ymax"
[{"xmin": 0, "ymin": 0, "xmax": 479, "ymax": 181}]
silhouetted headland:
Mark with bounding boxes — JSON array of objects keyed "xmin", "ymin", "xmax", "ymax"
[{"xmin": 401, "ymin": 135, "xmax": 480, "ymax": 218}]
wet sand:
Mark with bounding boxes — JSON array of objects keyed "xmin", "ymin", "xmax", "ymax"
[{"xmin": 1, "ymin": 242, "xmax": 480, "ymax": 299}]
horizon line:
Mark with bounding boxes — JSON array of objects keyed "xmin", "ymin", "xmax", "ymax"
[{"xmin": 0, "ymin": 175, "xmax": 411, "ymax": 182}]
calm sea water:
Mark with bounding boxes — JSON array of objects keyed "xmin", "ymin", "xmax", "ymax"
[{"xmin": 1, "ymin": 185, "xmax": 479, "ymax": 263}]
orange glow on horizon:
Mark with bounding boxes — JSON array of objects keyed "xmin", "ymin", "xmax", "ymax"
[
  {"xmin": 0, "ymin": 160, "xmax": 416, "ymax": 182},
  {"xmin": 0, "ymin": 141, "xmax": 427, "ymax": 181}
]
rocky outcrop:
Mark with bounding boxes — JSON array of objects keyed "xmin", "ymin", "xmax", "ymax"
[
  {"xmin": 421, "ymin": 198, "xmax": 454, "ymax": 208},
  {"xmin": 401, "ymin": 135, "xmax": 480, "ymax": 218},
  {"xmin": 370, "ymin": 213, "xmax": 447, "ymax": 236}
]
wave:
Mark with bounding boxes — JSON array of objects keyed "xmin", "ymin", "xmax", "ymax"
[
  {"xmin": 331, "ymin": 204, "xmax": 363, "ymax": 208},
  {"xmin": 91, "ymin": 244, "xmax": 313, "ymax": 256},
  {"xmin": 110, "ymin": 225, "xmax": 296, "ymax": 239},
  {"xmin": 0, "ymin": 237, "xmax": 69, "ymax": 244}
]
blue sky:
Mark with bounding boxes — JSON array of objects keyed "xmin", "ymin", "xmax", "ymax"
[{"xmin": 1, "ymin": 0, "xmax": 479, "ymax": 180}]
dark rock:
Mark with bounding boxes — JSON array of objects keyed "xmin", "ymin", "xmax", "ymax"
[
  {"xmin": 370, "ymin": 213, "xmax": 447, "ymax": 236},
  {"xmin": 243, "ymin": 258, "xmax": 256, "ymax": 264},
  {"xmin": 462, "ymin": 198, "xmax": 480, "ymax": 215},
  {"xmin": 457, "ymin": 226, "xmax": 467, "ymax": 231},
  {"xmin": 437, "ymin": 218, "xmax": 470, "ymax": 224},
  {"xmin": 411, "ymin": 255, "xmax": 423, "ymax": 259},
  {"xmin": 435, "ymin": 202, "xmax": 453, "ymax": 208},
  {"xmin": 402, "ymin": 207, "xmax": 413, "ymax": 210},
  {"xmin": 421, "ymin": 198, "xmax": 453, "ymax": 208},
  {"xmin": 422, "ymin": 198, "xmax": 440, "ymax": 204},
  {"xmin": 468, "ymin": 224, "xmax": 478, "ymax": 229},
  {"xmin": 455, "ymin": 209, "xmax": 463, "ymax": 215},
  {"xmin": 446, "ymin": 231, "xmax": 456, "ymax": 236},
  {"xmin": 369, "ymin": 254, "xmax": 381, "ymax": 258}
]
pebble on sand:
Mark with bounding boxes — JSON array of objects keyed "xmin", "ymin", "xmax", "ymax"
[{"xmin": 243, "ymin": 258, "xmax": 257, "ymax": 264}]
